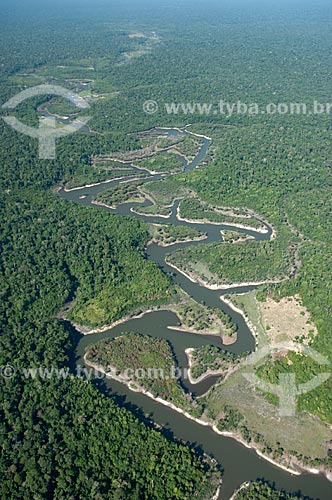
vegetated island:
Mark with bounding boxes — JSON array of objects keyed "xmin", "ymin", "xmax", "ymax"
[
  {"xmin": 92, "ymin": 180, "xmax": 146, "ymax": 208},
  {"xmin": 221, "ymin": 229, "xmax": 255, "ymax": 244},
  {"xmin": 84, "ymin": 332, "xmax": 203, "ymax": 416},
  {"xmin": 185, "ymin": 345, "xmax": 247, "ymax": 385},
  {"xmin": 148, "ymin": 223, "xmax": 207, "ymax": 247}
]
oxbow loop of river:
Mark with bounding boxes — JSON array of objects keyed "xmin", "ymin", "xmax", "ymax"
[{"xmin": 60, "ymin": 128, "xmax": 332, "ymax": 500}]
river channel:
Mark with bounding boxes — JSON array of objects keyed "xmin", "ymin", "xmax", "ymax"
[{"xmin": 60, "ymin": 128, "xmax": 332, "ymax": 500}]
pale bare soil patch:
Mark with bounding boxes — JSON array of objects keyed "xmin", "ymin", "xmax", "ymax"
[{"xmin": 259, "ymin": 294, "xmax": 318, "ymax": 344}]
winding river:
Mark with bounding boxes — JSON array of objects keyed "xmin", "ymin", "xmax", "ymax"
[{"xmin": 60, "ymin": 128, "xmax": 332, "ymax": 500}]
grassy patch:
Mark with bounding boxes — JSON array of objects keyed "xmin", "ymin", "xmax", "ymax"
[
  {"xmin": 94, "ymin": 180, "xmax": 145, "ymax": 208},
  {"xmin": 149, "ymin": 223, "xmax": 206, "ymax": 246}
]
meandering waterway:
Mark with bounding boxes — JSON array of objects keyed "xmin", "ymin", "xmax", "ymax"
[{"xmin": 60, "ymin": 128, "xmax": 332, "ymax": 500}]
